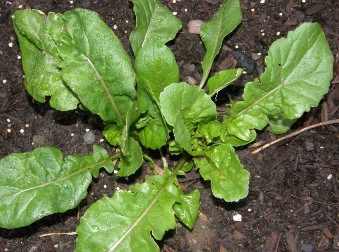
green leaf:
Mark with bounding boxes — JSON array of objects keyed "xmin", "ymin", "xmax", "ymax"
[
  {"xmin": 199, "ymin": 0, "xmax": 242, "ymax": 87},
  {"xmin": 160, "ymin": 83, "xmax": 217, "ymax": 152},
  {"xmin": 75, "ymin": 170, "xmax": 186, "ymax": 252},
  {"xmin": 198, "ymin": 120, "xmax": 221, "ymax": 144},
  {"xmin": 207, "ymin": 68, "xmax": 243, "ymax": 96},
  {"xmin": 173, "ymin": 189, "xmax": 200, "ymax": 229},
  {"xmin": 224, "ymin": 23, "xmax": 333, "ymax": 141},
  {"xmin": 57, "ymin": 9, "xmax": 136, "ymax": 125},
  {"xmin": 14, "ymin": 9, "xmax": 137, "ymax": 125},
  {"xmin": 103, "ymin": 123, "xmax": 122, "ymax": 147},
  {"xmin": 118, "ymin": 137, "xmax": 143, "ymax": 177},
  {"xmin": 0, "ymin": 146, "xmax": 115, "ymax": 229},
  {"xmin": 268, "ymin": 118, "xmax": 298, "ymax": 134},
  {"xmin": 135, "ymin": 43, "xmax": 179, "ymax": 99},
  {"xmin": 129, "ymin": 0, "xmax": 182, "ymax": 55},
  {"xmin": 12, "ymin": 10, "xmax": 79, "ymax": 111},
  {"xmin": 194, "ymin": 143, "xmax": 249, "ymax": 202},
  {"xmin": 134, "ymin": 42, "xmax": 179, "ymax": 149},
  {"xmin": 221, "ymin": 127, "xmax": 256, "ymax": 147}
]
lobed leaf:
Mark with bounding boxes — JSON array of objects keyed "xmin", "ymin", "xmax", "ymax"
[
  {"xmin": 129, "ymin": 0, "xmax": 182, "ymax": 55},
  {"xmin": 159, "ymin": 83, "xmax": 217, "ymax": 152},
  {"xmin": 14, "ymin": 9, "xmax": 136, "ymax": 126},
  {"xmin": 0, "ymin": 146, "xmax": 115, "ymax": 229},
  {"xmin": 194, "ymin": 143, "xmax": 249, "ymax": 202},
  {"xmin": 199, "ymin": 0, "xmax": 242, "ymax": 87},
  {"xmin": 76, "ymin": 170, "xmax": 193, "ymax": 252},
  {"xmin": 224, "ymin": 23, "xmax": 334, "ymax": 141}
]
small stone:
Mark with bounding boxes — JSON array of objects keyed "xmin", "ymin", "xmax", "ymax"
[
  {"xmin": 304, "ymin": 140, "xmax": 314, "ymax": 151},
  {"xmin": 251, "ymin": 53, "xmax": 261, "ymax": 61},
  {"xmin": 333, "ymin": 235, "xmax": 339, "ymax": 249},
  {"xmin": 188, "ymin": 20, "xmax": 203, "ymax": 34},
  {"xmin": 183, "ymin": 63, "xmax": 196, "ymax": 73},
  {"xmin": 301, "ymin": 243, "xmax": 314, "ymax": 252},
  {"xmin": 83, "ymin": 131, "xmax": 95, "ymax": 144},
  {"xmin": 186, "ymin": 76, "xmax": 197, "ymax": 85},
  {"xmin": 233, "ymin": 230, "xmax": 245, "ymax": 239},
  {"xmin": 33, "ymin": 135, "xmax": 45, "ymax": 146},
  {"xmin": 234, "ymin": 51, "xmax": 255, "ymax": 74}
]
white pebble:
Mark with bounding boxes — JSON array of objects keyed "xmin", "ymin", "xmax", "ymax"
[
  {"xmin": 2, "ymin": 80, "xmax": 7, "ymax": 84},
  {"xmin": 232, "ymin": 213, "xmax": 242, "ymax": 222},
  {"xmin": 6, "ymin": 118, "xmax": 10, "ymax": 123},
  {"xmin": 71, "ymin": 133, "xmax": 74, "ymax": 136},
  {"xmin": 279, "ymin": 13, "xmax": 283, "ymax": 16},
  {"xmin": 251, "ymin": 8, "xmax": 255, "ymax": 12},
  {"xmin": 85, "ymin": 128, "xmax": 90, "ymax": 132},
  {"xmin": 276, "ymin": 31, "xmax": 281, "ymax": 36},
  {"xmin": 173, "ymin": 0, "xmax": 176, "ymax": 3},
  {"xmin": 113, "ymin": 24, "xmax": 117, "ymax": 30},
  {"xmin": 20, "ymin": 129, "xmax": 24, "ymax": 133},
  {"xmin": 104, "ymin": 184, "xmax": 107, "ymax": 189},
  {"xmin": 302, "ymin": 0, "xmax": 306, "ymax": 2},
  {"xmin": 7, "ymin": 129, "xmax": 11, "ymax": 133},
  {"xmin": 18, "ymin": 4, "xmax": 23, "ymax": 8},
  {"xmin": 172, "ymin": 12, "xmax": 177, "ymax": 15},
  {"xmin": 69, "ymin": 0, "xmax": 73, "ymax": 4},
  {"xmin": 25, "ymin": 124, "xmax": 29, "ymax": 128},
  {"xmin": 327, "ymin": 174, "xmax": 332, "ymax": 180},
  {"xmin": 17, "ymin": 55, "xmax": 21, "ymax": 59},
  {"xmin": 8, "ymin": 42, "xmax": 13, "ymax": 47},
  {"xmin": 235, "ymin": 45, "xmax": 239, "ymax": 49},
  {"xmin": 260, "ymin": 0, "xmax": 265, "ymax": 3}
]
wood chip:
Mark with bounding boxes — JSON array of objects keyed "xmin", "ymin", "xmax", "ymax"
[
  {"xmin": 305, "ymin": 3, "xmax": 326, "ymax": 15},
  {"xmin": 302, "ymin": 224, "xmax": 326, "ymax": 231},
  {"xmin": 285, "ymin": 231, "xmax": 298, "ymax": 252},
  {"xmin": 262, "ymin": 231, "xmax": 280, "ymax": 252}
]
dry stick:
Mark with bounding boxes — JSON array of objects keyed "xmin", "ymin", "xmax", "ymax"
[
  {"xmin": 39, "ymin": 232, "xmax": 77, "ymax": 237},
  {"xmin": 251, "ymin": 119, "xmax": 339, "ymax": 154}
]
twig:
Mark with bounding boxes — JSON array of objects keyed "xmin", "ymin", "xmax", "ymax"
[
  {"xmin": 39, "ymin": 232, "xmax": 77, "ymax": 237},
  {"xmin": 251, "ymin": 119, "xmax": 339, "ymax": 154}
]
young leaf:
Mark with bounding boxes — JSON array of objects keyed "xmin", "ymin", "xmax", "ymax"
[
  {"xmin": 173, "ymin": 189, "xmax": 200, "ymax": 229},
  {"xmin": 129, "ymin": 0, "xmax": 182, "ymax": 55},
  {"xmin": 103, "ymin": 123, "xmax": 122, "ymax": 147},
  {"xmin": 12, "ymin": 10, "xmax": 79, "ymax": 111},
  {"xmin": 199, "ymin": 0, "xmax": 242, "ymax": 88},
  {"xmin": 160, "ymin": 82, "xmax": 217, "ymax": 152},
  {"xmin": 207, "ymin": 68, "xmax": 243, "ymax": 97},
  {"xmin": 134, "ymin": 42, "xmax": 179, "ymax": 149},
  {"xmin": 0, "ymin": 146, "xmax": 115, "ymax": 229},
  {"xmin": 224, "ymin": 23, "xmax": 333, "ymax": 141},
  {"xmin": 75, "ymin": 170, "xmax": 187, "ymax": 252},
  {"xmin": 135, "ymin": 43, "xmax": 179, "ymax": 99},
  {"xmin": 194, "ymin": 143, "xmax": 249, "ymax": 202},
  {"xmin": 118, "ymin": 137, "xmax": 143, "ymax": 177}
]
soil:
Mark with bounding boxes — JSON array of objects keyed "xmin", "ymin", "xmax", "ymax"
[{"xmin": 0, "ymin": 0, "xmax": 338, "ymax": 251}]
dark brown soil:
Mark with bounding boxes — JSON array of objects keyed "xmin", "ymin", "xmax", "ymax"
[{"xmin": 0, "ymin": 0, "xmax": 338, "ymax": 251}]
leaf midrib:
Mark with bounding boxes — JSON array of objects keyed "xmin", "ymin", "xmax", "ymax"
[{"xmin": 236, "ymin": 29, "xmax": 320, "ymax": 117}]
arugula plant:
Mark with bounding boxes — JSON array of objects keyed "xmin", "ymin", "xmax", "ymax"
[{"xmin": 0, "ymin": 0, "xmax": 333, "ymax": 250}]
